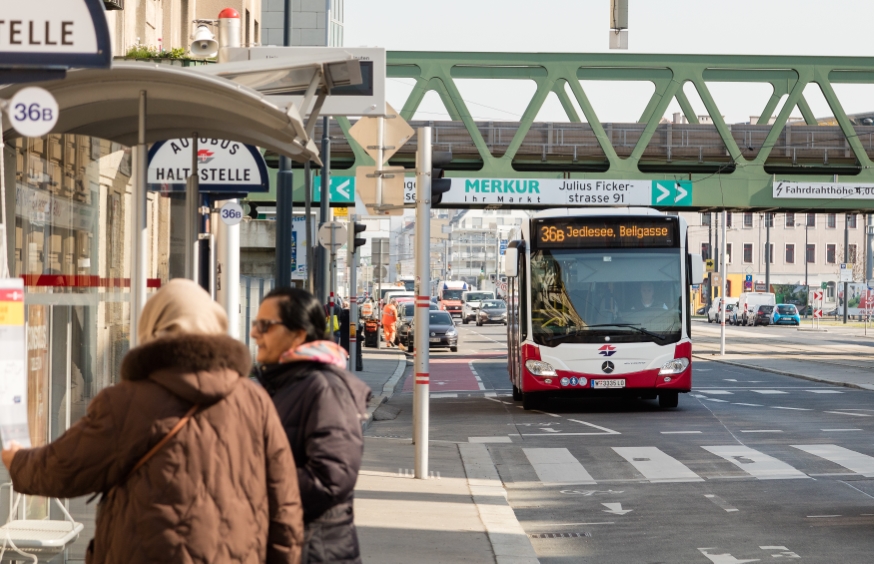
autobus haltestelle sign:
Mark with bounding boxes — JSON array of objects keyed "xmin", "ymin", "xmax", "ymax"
[{"xmin": 147, "ymin": 138, "xmax": 269, "ymax": 194}]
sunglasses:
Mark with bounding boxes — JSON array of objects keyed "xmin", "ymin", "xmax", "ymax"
[{"xmin": 251, "ymin": 319, "xmax": 284, "ymax": 334}]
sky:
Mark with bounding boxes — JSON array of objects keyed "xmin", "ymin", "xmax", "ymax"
[{"xmin": 344, "ymin": 0, "xmax": 874, "ymax": 124}]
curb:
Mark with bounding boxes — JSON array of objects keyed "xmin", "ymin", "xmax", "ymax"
[
  {"xmin": 363, "ymin": 353, "xmax": 409, "ymax": 429},
  {"xmin": 693, "ymin": 353, "xmax": 874, "ymax": 392}
]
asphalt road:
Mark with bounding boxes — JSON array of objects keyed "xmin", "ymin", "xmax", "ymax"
[{"xmin": 372, "ymin": 321, "xmax": 874, "ymax": 563}]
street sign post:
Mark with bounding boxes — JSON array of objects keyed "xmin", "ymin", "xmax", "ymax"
[
  {"xmin": 4, "ymin": 87, "xmax": 59, "ymax": 137},
  {"xmin": 318, "ymin": 222, "xmax": 347, "ymax": 252},
  {"xmin": 840, "ymin": 263, "xmax": 854, "ymax": 282}
]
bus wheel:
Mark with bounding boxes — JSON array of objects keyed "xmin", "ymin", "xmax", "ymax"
[
  {"xmin": 659, "ymin": 392, "xmax": 679, "ymax": 409},
  {"xmin": 512, "ymin": 385, "xmax": 523, "ymax": 401},
  {"xmin": 522, "ymin": 392, "xmax": 543, "ymax": 410}
]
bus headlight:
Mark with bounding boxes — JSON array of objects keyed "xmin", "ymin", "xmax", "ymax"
[
  {"xmin": 659, "ymin": 358, "xmax": 689, "ymax": 375},
  {"xmin": 525, "ymin": 360, "xmax": 557, "ymax": 377}
]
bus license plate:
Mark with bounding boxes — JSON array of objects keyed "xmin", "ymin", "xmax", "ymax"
[
  {"xmin": 593, "ymin": 379, "xmax": 625, "ymax": 389},
  {"xmin": 429, "ymin": 338, "xmax": 441, "ymax": 343}
]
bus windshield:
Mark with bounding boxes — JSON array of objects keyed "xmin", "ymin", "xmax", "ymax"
[{"xmin": 530, "ymin": 248, "xmax": 682, "ymax": 345}]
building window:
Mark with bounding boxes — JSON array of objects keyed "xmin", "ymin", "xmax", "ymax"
[
  {"xmin": 786, "ymin": 213, "xmax": 795, "ymax": 227},
  {"xmin": 702, "ymin": 212, "xmax": 712, "ymax": 226},
  {"xmin": 849, "ymin": 244, "xmax": 858, "ymax": 263},
  {"xmin": 764, "ymin": 213, "xmax": 774, "ymax": 228},
  {"xmin": 827, "ymin": 213, "xmax": 836, "ymax": 228},
  {"xmin": 847, "ymin": 214, "xmax": 857, "ymax": 228},
  {"xmin": 786, "ymin": 244, "xmax": 795, "ymax": 263},
  {"xmin": 806, "ymin": 244, "xmax": 815, "ymax": 264},
  {"xmin": 827, "ymin": 282, "xmax": 835, "ymax": 299},
  {"xmin": 701, "ymin": 242, "xmax": 711, "ymax": 260},
  {"xmin": 765, "ymin": 243, "xmax": 774, "ymax": 264},
  {"xmin": 471, "ymin": 217, "xmax": 482, "ymax": 228},
  {"xmin": 743, "ymin": 243, "xmax": 753, "ymax": 263},
  {"xmin": 726, "ymin": 243, "xmax": 733, "ymax": 263},
  {"xmin": 826, "ymin": 244, "xmax": 836, "ymax": 264},
  {"xmin": 726, "ymin": 212, "xmax": 733, "ymax": 228},
  {"xmin": 806, "ymin": 213, "xmax": 816, "ymax": 227},
  {"xmin": 743, "ymin": 213, "xmax": 753, "ymax": 228}
]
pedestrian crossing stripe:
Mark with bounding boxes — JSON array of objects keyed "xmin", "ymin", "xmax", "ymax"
[{"xmin": 510, "ymin": 444, "xmax": 874, "ymax": 485}]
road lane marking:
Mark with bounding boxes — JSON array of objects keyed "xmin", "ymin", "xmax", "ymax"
[
  {"xmin": 805, "ymin": 390, "xmax": 843, "ymax": 394},
  {"xmin": 601, "ymin": 502, "xmax": 632, "ymax": 515},
  {"xmin": 704, "ymin": 494, "xmax": 739, "ymax": 512},
  {"xmin": 698, "ymin": 547, "xmax": 761, "ymax": 563},
  {"xmin": 702, "ymin": 390, "xmax": 733, "ymax": 395},
  {"xmin": 431, "ymin": 393, "xmax": 458, "ymax": 398},
  {"xmin": 771, "ymin": 406, "xmax": 811, "ymax": 411},
  {"xmin": 468, "ymin": 436, "xmax": 512, "ymax": 443},
  {"xmin": 702, "ymin": 445, "xmax": 809, "ymax": 480},
  {"xmin": 661, "ymin": 431, "xmax": 702, "ymax": 434},
  {"xmin": 733, "ymin": 403, "xmax": 763, "ymax": 407},
  {"xmin": 792, "ymin": 444, "xmax": 874, "ymax": 477},
  {"xmin": 824, "ymin": 411, "xmax": 872, "ymax": 417},
  {"xmin": 533, "ymin": 410, "xmax": 562, "ymax": 418},
  {"xmin": 807, "ymin": 515, "xmax": 841, "ymax": 518},
  {"xmin": 566, "ymin": 419, "xmax": 621, "ymax": 435},
  {"xmin": 750, "ymin": 390, "xmax": 788, "ymax": 394},
  {"xmin": 613, "ymin": 447, "xmax": 703, "ymax": 483},
  {"xmin": 703, "ymin": 398, "xmax": 729, "ymax": 403},
  {"xmin": 821, "ymin": 429, "xmax": 862, "ymax": 432},
  {"xmin": 523, "ymin": 448, "xmax": 596, "ymax": 485},
  {"xmin": 467, "ymin": 361, "xmax": 487, "ymax": 391},
  {"xmin": 740, "ymin": 430, "xmax": 783, "ymax": 433}
]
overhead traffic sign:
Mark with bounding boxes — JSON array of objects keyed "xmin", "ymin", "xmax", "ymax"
[
  {"xmin": 774, "ymin": 181, "xmax": 874, "ymax": 200},
  {"xmin": 397, "ymin": 178, "xmax": 694, "ymax": 208},
  {"xmin": 314, "ymin": 176, "xmax": 355, "ymax": 204},
  {"xmin": 148, "ymin": 138, "xmax": 269, "ymax": 194}
]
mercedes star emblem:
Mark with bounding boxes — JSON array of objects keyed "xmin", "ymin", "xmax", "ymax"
[{"xmin": 601, "ymin": 361, "xmax": 615, "ymax": 374}]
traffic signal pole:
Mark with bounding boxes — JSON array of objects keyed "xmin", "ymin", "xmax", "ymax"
[{"xmin": 414, "ymin": 127, "xmax": 431, "ymax": 479}]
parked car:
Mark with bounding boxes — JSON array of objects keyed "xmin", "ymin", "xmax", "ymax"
[
  {"xmin": 405, "ymin": 311, "xmax": 458, "ymax": 352},
  {"xmin": 748, "ymin": 304, "xmax": 774, "ymax": 326},
  {"xmin": 707, "ymin": 298, "xmax": 738, "ymax": 323},
  {"xmin": 772, "ymin": 303, "xmax": 801, "ymax": 326},
  {"xmin": 695, "ymin": 306, "xmax": 707, "ymax": 316},
  {"xmin": 396, "ymin": 301, "xmax": 437, "ymax": 345},
  {"xmin": 735, "ymin": 292, "xmax": 776, "ymax": 326},
  {"xmin": 717, "ymin": 303, "xmax": 736, "ymax": 324},
  {"xmin": 476, "ymin": 299, "xmax": 507, "ymax": 326}
]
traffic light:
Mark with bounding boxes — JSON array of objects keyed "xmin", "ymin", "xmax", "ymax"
[
  {"xmin": 353, "ymin": 222, "xmax": 367, "ymax": 251},
  {"xmin": 431, "ymin": 169, "xmax": 452, "ymax": 206}
]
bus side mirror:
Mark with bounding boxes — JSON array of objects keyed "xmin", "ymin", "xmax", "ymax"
[
  {"xmin": 689, "ymin": 253, "xmax": 704, "ymax": 285},
  {"xmin": 504, "ymin": 247, "xmax": 519, "ymax": 277}
]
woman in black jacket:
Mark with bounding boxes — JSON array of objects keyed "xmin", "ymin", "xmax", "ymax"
[{"xmin": 251, "ymin": 288, "xmax": 372, "ymax": 564}]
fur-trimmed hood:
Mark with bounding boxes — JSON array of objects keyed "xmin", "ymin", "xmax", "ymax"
[{"xmin": 121, "ymin": 334, "xmax": 252, "ymax": 404}]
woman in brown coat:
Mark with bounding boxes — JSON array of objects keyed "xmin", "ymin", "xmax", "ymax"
[{"xmin": 1, "ymin": 279, "xmax": 304, "ymax": 564}]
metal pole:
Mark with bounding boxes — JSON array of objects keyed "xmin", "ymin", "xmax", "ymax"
[
  {"xmin": 305, "ymin": 162, "xmax": 314, "ymax": 293},
  {"xmin": 868, "ymin": 212, "xmax": 874, "ymax": 284},
  {"xmin": 845, "ymin": 213, "xmax": 850, "ymax": 324},
  {"xmin": 765, "ymin": 213, "xmax": 770, "ymax": 293},
  {"xmin": 275, "ymin": 0, "xmax": 295, "ymax": 288},
  {"xmin": 414, "ymin": 126, "xmax": 432, "ymax": 479},
  {"xmin": 720, "ymin": 209, "xmax": 727, "ymax": 356},
  {"xmin": 349, "ymin": 214, "xmax": 359, "ymax": 370},
  {"xmin": 0, "ymin": 110, "xmax": 9, "ymax": 279},
  {"xmin": 317, "ymin": 117, "xmax": 331, "ymax": 303},
  {"xmin": 376, "ymin": 242, "xmax": 382, "ymax": 349},
  {"xmin": 805, "ymin": 222, "xmax": 809, "ymax": 290},
  {"xmin": 131, "ymin": 91, "xmax": 149, "ymax": 346},
  {"xmin": 185, "ymin": 136, "xmax": 199, "ymax": 281}
]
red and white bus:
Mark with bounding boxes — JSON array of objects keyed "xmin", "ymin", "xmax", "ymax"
[{"xmin": 504, "ymin": 208, "xmax": 704, "ymax": 410}]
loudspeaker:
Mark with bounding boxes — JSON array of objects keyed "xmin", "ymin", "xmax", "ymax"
[{"xmin": 190, "ymin": 25, "xmax": 218, "ymax": 58}]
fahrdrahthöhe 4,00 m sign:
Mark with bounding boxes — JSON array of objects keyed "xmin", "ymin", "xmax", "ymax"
[
  {"xmin": 400, "ymin": 178, "xmax": 693, "ymax": 207},
  {"xmin": 774, "ymin": 181, "xmax": 874, "ymax": 200}
]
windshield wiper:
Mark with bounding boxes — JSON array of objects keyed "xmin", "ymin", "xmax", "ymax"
[{"xmin": 544, "ymin": 323, "xmax": 668, "ymax": 343}]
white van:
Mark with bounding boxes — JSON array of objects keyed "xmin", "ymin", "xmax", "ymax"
[
  {"xmin": 707, "ymin": 298, "xmax": 738, "ymax": 323},
  {"xmin": 735, "ymin": 292, "xmax": 776, "ymax": 326},
  {"xmin": 461, "ymin": 290, "xmax": 496, "ymax": 324}
]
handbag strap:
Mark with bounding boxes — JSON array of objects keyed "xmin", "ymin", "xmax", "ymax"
[{"xmin": 125, "ymin": 403, "xmax": 200, "ymax": 482}]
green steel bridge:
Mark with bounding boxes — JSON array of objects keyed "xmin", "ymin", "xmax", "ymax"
[{"xmin": 260, "ymin": 51, "xmax": 874, "ymax": 211}]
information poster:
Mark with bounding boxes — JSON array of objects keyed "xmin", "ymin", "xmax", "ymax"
[{"xmin": 0, "ymin": 279, "xmax": 30, "ymax": 448}]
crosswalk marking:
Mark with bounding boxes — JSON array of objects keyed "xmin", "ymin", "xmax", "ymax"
[
  {"xmin": 750, "ymin": 390, "xmax": 788, "ymax": 394},
  {"xmin": 612, "ymin": 447, "xmax": 703, "ymax": 483},
  {"xmin": 523, "ymin": 448, "xmax": 596, "ymax": 485},
  {"xmin": 792, "ymin": 444, "xmax": 874, "ymax": 477},
  {"xmin": 805, "ymin": 390, "xmax": 843, "ymax": 394},
  {"xmin": 702, "ymin": 446, "xmax": 809, "ymax": 480}
]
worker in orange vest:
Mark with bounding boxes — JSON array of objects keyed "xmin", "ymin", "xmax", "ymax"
[{"xmin": 382, "ymin": 299, "xmax": 398, "ymax": 347}]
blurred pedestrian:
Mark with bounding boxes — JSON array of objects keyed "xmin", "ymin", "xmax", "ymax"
[
  {"xmin": 252, "ymin": 288, "xmax": 371, "ymax": 564},
  {"xmin": 382, "ymin": 298, "xmax": 398, "ymax": 347},
  {"xmin": 1, "ymin": 279, "xmax": 304, "ymax": 564}
]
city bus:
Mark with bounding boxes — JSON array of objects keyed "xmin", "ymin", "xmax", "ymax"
[{"xmin": 504, "ymin": 208, "xmax": 704, "ymax": 410}]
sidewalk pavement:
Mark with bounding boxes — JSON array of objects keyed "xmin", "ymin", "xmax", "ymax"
[{"xmin": 693, "ymin": 351, "xmax": 874, "ymax": 391}]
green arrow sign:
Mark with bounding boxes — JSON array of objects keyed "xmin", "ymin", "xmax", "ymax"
[
  {"xmin": 313, "ymin": 176, "xmax": 355, "ymax": 204},
  {"xmin": 651, "ymin": 181, "xmax": 693, "ymax": 206}
]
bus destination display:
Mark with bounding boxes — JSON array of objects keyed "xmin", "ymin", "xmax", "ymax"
[{"xmin": 535, "ymin": 217, "xmax": 678, "ymax": 248}]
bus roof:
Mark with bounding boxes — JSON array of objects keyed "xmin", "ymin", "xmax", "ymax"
[{"xmin": 533, "ymin": 207, "xmax": 666, "ymax": 219}]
